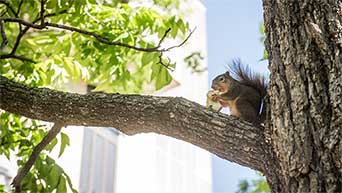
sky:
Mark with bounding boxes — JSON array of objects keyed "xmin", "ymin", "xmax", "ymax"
[{"xmin": 200, "ymin": 0, "xmax": 268, "ymax": 193}]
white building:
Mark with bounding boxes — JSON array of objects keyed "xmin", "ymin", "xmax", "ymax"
[{"xmin": 0, "ymin": 1, "xmax": 211, "ymax": 193}]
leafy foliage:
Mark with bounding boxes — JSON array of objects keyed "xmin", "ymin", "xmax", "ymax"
[
  {"xmin": 184, "ymin": 51, "xmax": 206, "ymax": 73},
  {"xmin": 0, "ymin": 0, "xmax": 192, "ymax": 192},
  {"xmin": 0, "ymin": 112, "xmax": 76, "ymax": 192},
  {"xmin": 235, "ymin": 174, "xmax": 270, "ymax": 193},
  {"xmin": 259, "ymin": 23, "xmax": 268, "ymax": 60},
  {"xmin": 1, "ymin": 0, "xmax": 190, "ymax": 93}
]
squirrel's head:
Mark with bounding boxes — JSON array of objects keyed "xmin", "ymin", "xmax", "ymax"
[{"xmin": 211, "ymin": 71, "xmax": 232, "ymax": 93}]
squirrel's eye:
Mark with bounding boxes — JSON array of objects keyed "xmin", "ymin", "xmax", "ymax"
[{"xmin": 219, "ymin": 76, "xmax": 225, "ymax": 82}]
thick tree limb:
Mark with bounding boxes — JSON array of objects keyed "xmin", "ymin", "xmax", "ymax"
[
  {"xmin": 0, "ymin": 76, "xmax": 269, "ymax": 172},
  {"xmin": 12, "ymin": 122, "xmax": 64, "ymax": 193}
]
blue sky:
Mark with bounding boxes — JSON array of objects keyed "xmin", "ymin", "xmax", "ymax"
[{"xmin": 200, "ymin": 0, "xmax": 268, "ymax": 193}]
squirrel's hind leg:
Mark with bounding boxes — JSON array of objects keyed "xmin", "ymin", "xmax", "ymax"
[{"xmin": 234, "ymin": 99, "xmax": 260, "ymax": 124}]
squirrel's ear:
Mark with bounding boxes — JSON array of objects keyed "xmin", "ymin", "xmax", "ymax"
[{"xmin": 224, "ymin": 71, "xmax": 230, "ymax": 77}]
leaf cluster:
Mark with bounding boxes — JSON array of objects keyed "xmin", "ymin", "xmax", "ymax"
[
  {"xmin": 236, "ymin": 174, "xmax": 270, "ymax": 193},
  {"xmin": 0, "ymin": 0, "xmax": 189, "ymax": 93},
  {"xmin": 0, "ymin": 112, "xmax": 74, "ymax": 192}
]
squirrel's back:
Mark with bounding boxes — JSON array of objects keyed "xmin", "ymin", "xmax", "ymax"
[{"xmin": 228, "ymin": 59, "xmax": 268, "ymax": 98}]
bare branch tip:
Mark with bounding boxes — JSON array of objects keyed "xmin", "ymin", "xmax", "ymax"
[
  {"xmin": 0, "ymin": 54, "xmax": 36, "ymax": 63},
  {"xmin": 162, "ymin": 26, "xmax": 196, "ymax": 52},
  {"xmin": 0, "ymin": 19, "xmax": 8, "ymax": 50},
  {"xmin": 40, "ymin": 0, "xmax": 46, "ymax": 26},
  {"xmin": 157, "ymin": 28, "xmax": 172, "ymax": 47},
  {"xmin": 11, "ymin": 121, "xmax": 65, "ymax": 193}
]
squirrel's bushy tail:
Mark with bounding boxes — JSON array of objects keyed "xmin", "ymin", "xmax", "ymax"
[
  {"xmin": 228, "ymin": 59, "xmax": 268, "ymax": 97},
  {"xmin": 228, "ymin": 59, "xmax": 268, "ymax": 122}
]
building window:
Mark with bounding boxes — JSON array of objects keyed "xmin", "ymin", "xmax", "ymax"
[{"xmin": 79, "ymin": 127, "xmax": 118, "ymax": 193}]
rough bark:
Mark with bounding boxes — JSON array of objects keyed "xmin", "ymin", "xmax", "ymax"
[
  {"xmin": 263, "ymin": 0, "xmax": 342, "ymax": 192},
  {"xmin": 0, "ymin": 76, "xmax": 268, "ymax": 173}
]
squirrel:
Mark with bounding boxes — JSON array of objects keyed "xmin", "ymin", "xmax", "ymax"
[{"xmin": 210, "ymin": 60, "xmax": 268, "ymax": 125}]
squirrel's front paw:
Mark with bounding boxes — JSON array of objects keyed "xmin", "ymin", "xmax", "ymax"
[
  {"xmin": 207, "ymin": 90, "xmax": 220, "ymax": 102},
  {"xmin": 206, "ymin": 90, "xmax": 222, "ymax": 112}
]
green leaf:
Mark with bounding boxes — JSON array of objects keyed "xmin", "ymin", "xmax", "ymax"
[
  {"xmin": 21, "ymin": 172, "xmax": 35, "ymax": 192},
  {"xmin": 46, "ymin": 156, "xmax": 56, "ymax": 165},
  {"xmin": 151, "ymin": 63, "xmax": 161, "ymax": 81},
  {"xmin": 170, "ymin": 27, "xmax": 178, "ymax": 38},
  {"xmin": 113, "ymin": 32, "xmax": 129, "ymax": 41},
  {"xmin": 263, "ymin": 49, "xmax": 268, "ymax": 60},
  {"xmin": 74, "ymin": 0, "xmax": 83, "ymax": 14},
  {"xmin": 63, "ymin": 58, "xmax": 75, "ymax": 77},
  {"xmin": 45, "ymin": 137, "xmax": 58, "ymax": 152},
  {"xmin": 156, "ymin": 66, "xmax": 172, "ymax": 90},
  {"xmin": 177, "ymin": 19, "xmax": 186, "ymax": 34},
  {"xmin": 65, "ymin": 173, "xmax": 78, "ymax": 193},
  {"xmin": 57, "ymin": 176, "xmax": 67, "ymax": 193},
  {"xmin": 59, "ymin": 132, "xmax": 70, "ymax": 157},
  {"xmin": 141, "ymin": 52, "xmax": 155, "ymax": 66},
  {"xmin": 47, "ymin": 165, "xmax": 62, "ymax": 190},
  {"xmin": 0, "ymin": 185, "xmax": 5, "ymax": 192},
  {"xmin": 18, "ymin": 139, "xmax": 32, "ymax": 148}
]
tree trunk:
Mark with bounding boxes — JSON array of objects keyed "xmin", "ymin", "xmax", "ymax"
[{"xmin": 263, "ymin": 0, "xmax": 342, "ymax": 192}]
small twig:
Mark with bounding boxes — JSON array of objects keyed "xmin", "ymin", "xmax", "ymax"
[
  {"xmin": 42, "ymin": 10, "xmax": 69, "ymax": 19},
  {"xmin": 40, "ymin": 0, "xmax": 45, "ymax": 26},
  {"xmin": 157, "ymin": 28, "xmax": 171, "ymax": 47},
  {"xmin": 157, "ymin": 52, "xmax": 174, "ymax": 71},
  {"xmin": 154, "ymin": 28, "xmax": 196, "ymax": 71},
  {"xmin": 16, "ymin": 0, "xmax": 24, "ymax": 32},
  {"xmin": 0, "ymin": 0, "xmax": 17, "ymax": 17},
  {"xmin": 10, "ymin": 10, "xmax": 68, "ymax": 55},
  {"xmin": 0, "ymin": 0, "xmax": 22, "ymax": 37},
  {"xmin": 9, "ymin": 30, "xmax": 25, "ymax": 55},
  {"xmin": 2, "ymin": 18, "xmax": 45, "ymax": 29},
  {"xmin": 1, "ymin": 12, "xmax": 194, "ymax": 66},
  {"xmin": 16, "ymin": 0, "xmax": 23, "ymax": 16},
  {"xmin": 0, "ymin": 54, "xmax": 35, "ymax": 63},
  {"xmin": 45, "ymin": 22, "xmax": 162, "ymax": 52},
  {"xmin": 1, "ymin": 10, "xmax": 68, "ymax": 61},
  {"xmin": 163, "ymin": 27, "xmax": 196, "ymax": 52},
  {"xmin": 12, "ymin": 122, "xmax": 64, "ymax": 193},
  {"xmin": 0, "ymin": 20, "xmax": 8, "ymax": 50},
  {"xmin": 1, "ymin": 17, "xmax": 194, "ymax": 53}
]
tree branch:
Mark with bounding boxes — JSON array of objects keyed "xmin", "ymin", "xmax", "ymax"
[
  {"xmin": 9, "ymin": 10, "xmax": 68, "ymax": 56},
  {"xmin": 0, "ymin": 76, "xmax": 269, "ymax": 173},
  {"xmin": 0, "ymin": 0, "xmax": 17, "ymax": 17},
  {"xmin": 11, "ymin": 122, "xmax": 64, "ymax": 193},
  {"xmin": 0, "ymin": 1, "xmax": 192, "ymax": 65},
  {"xmin": 0, "ymin": 54, "xmax": 35, "ymax": 63},
  {"xmin": 15, "ymin": 0, "xmax": 23, "ymax": 17},
  {"xmin": 40, "ymin": 0, "xmax": 45, "ymax": 26},
  {"xmin": 1, "ymin": 17, "xmax": 194, "ymax": 53},
  {"xmin": 0, "ymin": 19, "xmax": 8, "ymax": 49},
  {"xmin": 164, "ymin": 27, "xmax": 196, "ymax": 51}
]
